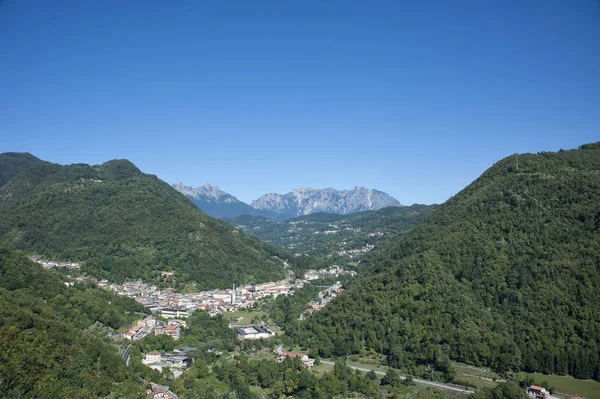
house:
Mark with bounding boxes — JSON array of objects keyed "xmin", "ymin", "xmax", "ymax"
[
  {"xmin": 276, "ymin": 352, "xmax": 315, "ymax": 367},
  {"xmin": 526, "ymin": 385, "xmax": 550, "ymax": 399},
  {"xmin": 161, "ymin": 271, "xmax": 175, "ymax": 278},
  {"xmin": 147, "ymin": 382, "xmax": 179, "ymax": 399},
  {"xmin": 144, "ymin": 351, "xmax": 161, "ymax": 364},
  {"xmin": 164, "ymin": 324, "xmax": 181, "ymax": 340}
]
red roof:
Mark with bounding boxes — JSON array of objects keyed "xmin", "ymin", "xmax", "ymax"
[
  {"xmin": 147, "ymin": 351, "xmax": 161, "ymax": 355},
  {"xmin": 283, "ymin": 352, "xmax": 305, "ymax": 358}
]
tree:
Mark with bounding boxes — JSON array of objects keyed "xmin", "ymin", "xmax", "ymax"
[{"xmin": 381, "ymin": 368, "xmax": 401, "ymax": 388}]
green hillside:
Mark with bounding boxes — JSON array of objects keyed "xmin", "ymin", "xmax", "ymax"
[
  {"xmin": 0, "ymin": 247, "xmax": 146, "ymax": 398},
  {"xmin": 293, "ymin": 143, "xmax": 600, "ymax": 381},
  {"xmin": 0, "ymin": 158, "xmax": 286, "ymax": 288},
  {"xmin": 0, "ymin": 152, "xmax": 49, "ymax": 188},
  {"xmin": 228, "ymin": 205, "xmax": 435, "ymax": 269}
]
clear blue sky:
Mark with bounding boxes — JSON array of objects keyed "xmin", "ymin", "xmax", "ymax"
[{"xmin": 1, "ymin": 1, "xmax": 599, "ymax": 204}]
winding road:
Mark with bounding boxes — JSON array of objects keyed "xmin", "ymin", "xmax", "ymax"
[{"xmin": 121, "ymin": 344, "xmax": 132, "ymax": 367}]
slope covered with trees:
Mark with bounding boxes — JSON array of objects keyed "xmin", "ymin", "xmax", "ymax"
[
  {"xmin": 228, "ymin": 205, "xmax": 435, "ymax": 269},
  {"xmin": 0, "ymin": 152, "xmax": 49, "ymax": 188},
  {"xmin": 0, "ymin": 247, "xmax": 146, "ymax": 398},
  {"xmin": 293, "ymin": 143, "xmax": 600, "ymax": 380},
  {"xmin": 0, "ymin": 158, "xmax": 287, "ymax": 288}
]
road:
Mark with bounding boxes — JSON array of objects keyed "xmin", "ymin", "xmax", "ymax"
[
  {"xmin": 320, "ymin": 360, "xmax": 475, "ymax": 394},
  {"xmin": 121, "ymin": 344, "xmax": 132, "ymax": 367}
]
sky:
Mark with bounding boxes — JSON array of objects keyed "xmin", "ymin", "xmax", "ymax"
[{"xmin": 1, "ymin": 1, "xmax": 599, "ymax": 205}]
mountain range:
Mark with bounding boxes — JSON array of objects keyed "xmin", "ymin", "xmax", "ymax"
[
  {"xmin": 173, "ymin": 183, "xmax": 402, "ymax": 220},
  {"xmin": 172, "ymin": 182, "xmax": 277, "ymax": 219}
]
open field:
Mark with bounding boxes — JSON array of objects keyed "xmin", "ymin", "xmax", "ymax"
[
  {"xmin": 518, "ymin": 372, "xmax": 600, "ymax": 399},
  {"xmin": 453, "ymin": 363, "xmax": 503, "ymax": 389},
  {"xmin": 223, "ymin": 309, "xmax": 268, "ymax": 324}
]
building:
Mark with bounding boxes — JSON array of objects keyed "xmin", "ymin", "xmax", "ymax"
[
  {"xmin": 144, "ymin": 351, "xmax": 161, "ymax": 364},
  {"xmin": 161, "ymin": 308, "xmax": 190, "ymax": 319},
  {"xmin": 526, "ymin": 385, "xmax": 550, "ymax": 399},
  {"xmin": 233, "ymin": 325, "xmax": 276, "ymax": 340},
  {"xmin": 276, "ymin": 352, "xmax": 315, "ymax": 368}
]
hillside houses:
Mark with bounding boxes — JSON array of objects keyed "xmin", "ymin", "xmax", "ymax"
[
  {"xmin": 28, "ymin": 255, "xmax": 81, "ymax": 270},
  {"xmin": 122, "ymin": 316, "xmax": 186, "ymax": 341},
  {"xmin": 142, "ymin": 347, "xmax": 196, "ymax": 378}
]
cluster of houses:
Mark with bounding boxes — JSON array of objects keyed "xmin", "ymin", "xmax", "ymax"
[
  {"xmin": 29, "ymin": 255, "xmax": 81, "ymax": 270},
  {"xmin": 303, "ymin": 281, "xmax": 344, "ymax": 316},
  {"xmin": 336, "ymin": 243, "xmax": 375, "ymax": 257},
  {"xmin": 303, "ymin": 265, "xmax": 356, "ymax": 281},
  {"xmin": 100, "ymin": 266, "xmax": 355, "ymax": 319},
  {"xmin": 142, "ymin": 347, "xmax": 196, "ymax": 379},
  {"xmin": 123, "ymin": 316, "xmax": 186, "ymax": 341}
]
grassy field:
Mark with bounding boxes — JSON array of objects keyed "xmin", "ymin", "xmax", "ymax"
[
  {"xmin": 223, "ymin": 309, "xmax": 268, "ymax": 325},
  {"xmin": 453, "ymin": 363, "xmax": 503, "ymax": 389},
  {"xmin": 517, "ymin": 372, "xmax": 600, "ymax": 399}
]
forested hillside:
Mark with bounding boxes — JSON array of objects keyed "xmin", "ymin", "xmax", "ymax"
[
  {"xmin": 293, "ymin": 143, "xmax": 600, "ymax": 380},
  {"xmin": 228, "ymin": 205, "xmax": 435, "ymax": 268},
  {"xmin": 0, "ymin": 158, "xmax": 287, "ymax": 288},
  {"xmin": 0, "ymin": 247, "xmax": 146, "ymax": 398},
  {"xmin": 0, "ymin": 152, "xmax": 49, "ymax": 188}
]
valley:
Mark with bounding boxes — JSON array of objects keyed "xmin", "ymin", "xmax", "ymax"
[
  {"xmin": 227, "ymin": 205, "xmax": 435, "ymax": 269},
  {"xmin": 1, "ymin": 144, "xmax": 599, "ymax": 399}
]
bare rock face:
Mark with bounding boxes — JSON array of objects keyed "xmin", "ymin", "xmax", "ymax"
[
  {"xmin": 172, "ymin": 183, "xmax": 269, "ymax": 219},
  {"xmin": 251, "ymin": 187, "xmax": 402, "ymax": 219}
]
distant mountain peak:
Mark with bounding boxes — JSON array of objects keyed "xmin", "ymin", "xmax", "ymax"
[
  {"xmin": 251, "ymin": 186, "xmax": 401, "ymax": 219},
  {"xmin": 173, "ymin": 182, "xmax": 271, "ymax": 219}
]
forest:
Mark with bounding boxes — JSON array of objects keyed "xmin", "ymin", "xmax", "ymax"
[
  {"xmin": 289, "ymin": 143, "xmax": 600, "ymax": 381},
  {"xmin": 228, "ymin": 205, "xmax": 435, "ymax": 270},
  {"xmin": 0, "ymin": 158, "xmax": 290, "ymax": 289},
  {"xmin": 0, "ymin": 247, "xmax": 147, "ymax": 398}
]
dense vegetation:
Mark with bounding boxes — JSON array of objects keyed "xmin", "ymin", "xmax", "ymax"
[
  {"xmin": 228, "ymin": 205, "xmax": 435, "ymax": 270},
  {"xmin": 293, "ymin": 143, "xmax": 600, "ymax": 380},
  {"xmin": 0, "ymin": 247, "xmax": 146, "ymax": 398},
  {"xmin": 0, "ymin": 157, "xmax": 288, "ymax": 289},
  {"xmin": 0, "ymin": 152, "xmax": 48, "ymax": 188}
]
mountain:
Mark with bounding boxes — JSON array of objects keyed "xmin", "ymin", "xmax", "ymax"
[
  {"xmin": 0, "ymin": 152, "xmax": 49, "ymax": 188},
  {"xmin": 0, "ymin": 157, "xmax": 287, "ymax": 289},
  {"xmin": 0, "ymin": 247, "xmax": 146, "ymax": 398},
  {"xmin": 172, "ymin": 182, "xmax": 276, "ymax": 219},
  {"xmin": 251, "ymin": 186, "xmax": 402, "ymax": 220},
  {"xmin": 293, "ymin": 143, "xmax": 600, "ymax": 381},
  {"xmin": 227, "ymin": 205, "xmax": 435, "ymax": 269}
]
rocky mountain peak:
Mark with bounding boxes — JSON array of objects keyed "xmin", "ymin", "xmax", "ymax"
[{"xmin": 251, "ymin": 186, "xmax": 401, "ymax": 219}]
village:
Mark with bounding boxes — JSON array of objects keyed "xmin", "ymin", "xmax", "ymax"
[
  {"xmin": 100, "ymin": 265, "xmax": 355, "ymax": 320},
  {"xmin": 107, "ymin": 265, "xmax": 354, "ymax": 379}
]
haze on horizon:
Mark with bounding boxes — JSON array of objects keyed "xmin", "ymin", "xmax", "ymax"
[{"xmin": 1, "ymin": 1, "xmax": 599, "ymax": 205}]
